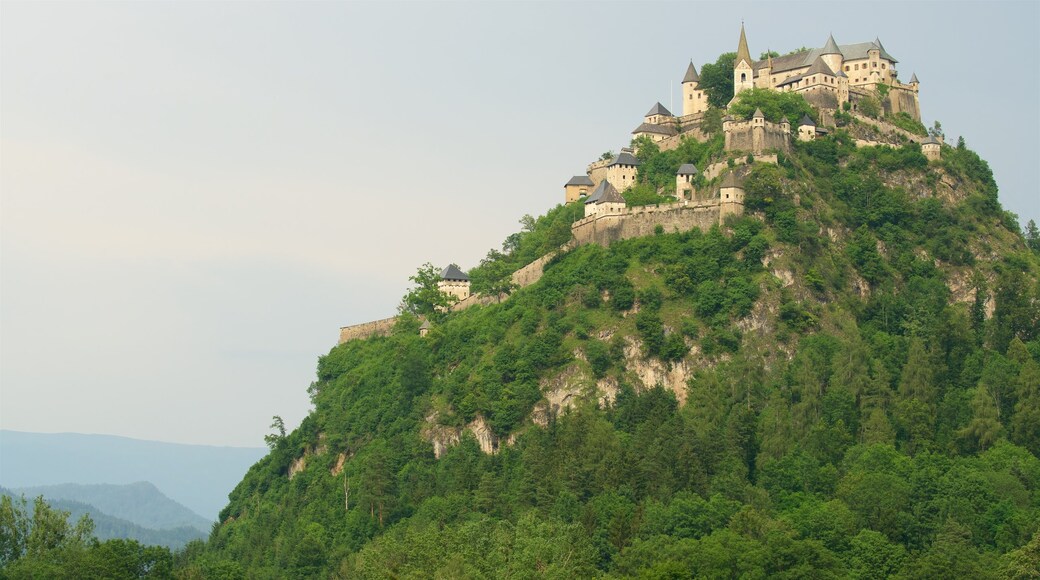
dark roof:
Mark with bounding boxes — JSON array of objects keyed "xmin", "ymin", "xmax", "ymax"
[
  {"xmin": 682, "ymin": 61, "xmax": 700, "ymax": 83},
  {"xmin": 821, "ymin": 34, "xmax": 841, "ymax": 55},
  {"xmin": 595, "ymin": 184, "xmax": 626, "ymax": 205},
  {"xmin": 721, "ymin": 172, "xmax": 743, "ymax": 189},
  {"xmin": 677, "ymin": 163, "xmax": 699, "ymax": 176},
  {"xmin": 632, "ymin": 122, "xmax": 677, "ymax": 136},
  {"xmin": 775, "ymin": 73, "xmax": 804, "ymax": 88},
  {"xmin": 753, "ymin": 39, "xmax": 899, "ymax": 76},
  {"xmin": 873, "ymin": 37, "xmax": 897, "ymax": 62},
  {"xmin": 607, "ymin": 151, "xmax": 641, "ymax": 167},
  {"xmin": 645, "ymin": 102, "xmax": 673, "ymax": 117},
  {"xmin": 910, "ymin": 72, "xmax": 919, "ymax": 84},
  {"xmin": 752, "ymin": 108, "xmax": 765, "ymax": 118},
  {"xmin": 735, "ymin": 23, "xmax": 752, "ymax": 66},
  {"xmin": 440, "ymin": 264, "xmax": 469, "ymax": 281},
  {"xmin": 922, "ymin": 134, "xmax": 940, "ymax": 145},
  {"xmin": 585, "ymin": 180, "xmax": 621, "ymax": 205},
  {"xmin": 804, "ymin": 55, "xmax": 836, "ymax": 77},
  {"xmin": 799, "ymin": 114, "xmax": 815, "ymax": 127},
  {"xmin": 565, "ymin": 175, "xmax": 595, "ymax": 186}
]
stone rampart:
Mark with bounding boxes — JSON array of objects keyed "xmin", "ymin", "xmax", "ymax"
[
  {"xmin": 571, "ymin": 202, "xmax": 720, "ymax": 247},
  {"xmin": 724, "ymin": 121, "xmax": 790, "ymax": 154},
  {"xmin": 339, "ymin": 316, "xmax": 397, "ymax": 344}
]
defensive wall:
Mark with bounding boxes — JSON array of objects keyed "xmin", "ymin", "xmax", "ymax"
[
  {"xmin": 571, "ymin": 201, "xmax": 721, "ymax": 247},
  {"xmin": 339, "ymin": 316, "xmax": 396, "ymax": 344}
]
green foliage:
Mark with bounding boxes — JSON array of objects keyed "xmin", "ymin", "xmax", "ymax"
[
  {"xmin": 635, "ymin": 133, "xmax": 723, "ymax": 193},
  {"xmin": 699, "ymin": 52, "xmax": 736, "ymax": 109},
  {"xmin": 0, "ymin": 495, "xmax": 173, "ymax": 579},
  {"xmin": 184, "ymin": 114, "xmax": 1040, "ymax": 579},
  {"xmin": 729, "ymin": 88, "xmax": 816, "ymax": 127},
  {"xmin": 888, "ymin": 111, "xmax": 928, "ymax": 136},
  {"xmin": 400, "ymin": 262, "xmax": 455, "ymax": 317}
]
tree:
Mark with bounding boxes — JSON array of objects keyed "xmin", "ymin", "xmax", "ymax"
[
  {"xmin": 958, "ymin": 386, "xmax": 1004, "ymax": 452},
  {"xmin": 264, "ymin": 415, "xmax": 286, "ymax": 450},
  {"xmin": 1025, "ymin": 220, "xmax": 1040, "ymax": 254},
  {"xmin": 400, "ymin": 262, "xmax": 455, "ymax": 317},
  {"xmin": 699, "ymin": 52, "xmax": 736, "ymax": 109}
]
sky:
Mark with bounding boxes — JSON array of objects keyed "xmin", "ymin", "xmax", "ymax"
[{"xmin": 2, "ymin": 1, "xmax": 1037, "ymax": 447}]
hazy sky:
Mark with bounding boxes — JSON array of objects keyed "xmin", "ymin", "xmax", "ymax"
[{"xmin": 2, "ymin": 1, "xmax": 1037, "ymax": 447}]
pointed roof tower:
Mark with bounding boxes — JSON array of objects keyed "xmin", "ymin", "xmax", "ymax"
[
  {"xmin": 735, "ymin": 22, "xmax": 752, "ymax": 66},
  {"xmin": 821, "ymin": 34, "xmax": 841, "ymax": 55},
  {"xmin": 440, "ymin": 264, "xmax": 469, "ymax": 281},
  {"xmin": 677, "ymin": 163, "xmax": 699, "ymax": 176},
  {"xmin": 645, "ymin": 102, "xmax": 673, "ymax": 117},
  {"xmin": 874, "ymin": 37, "xmax": 897, "ymax": 62},
  {"xmin": 585, "ymin": 180, "xmax": 621, "ymax": 205},
  {"xmin": 799, "ymin": 114, "xmax": 816, "ymax": 127},
  {"xmin": 682, "ymin": 61, "xmax": 700, "ymax": 84},
  {"xmin": 752, "ymin": 107, "xmax": 765, "ymax": 119},
  {"xmin": 910, "ymin": 72, "xmax": 920, "ymax": 84}
]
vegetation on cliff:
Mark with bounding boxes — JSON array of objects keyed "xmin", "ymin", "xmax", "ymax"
[{"xmin": 165, "ymin": 117, "xmax": 1040, "ymax": 579}]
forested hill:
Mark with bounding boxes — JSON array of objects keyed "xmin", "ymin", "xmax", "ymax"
[{"xmin": 188, "ymin": 107, "xmax": 1040, "ymax": 577}]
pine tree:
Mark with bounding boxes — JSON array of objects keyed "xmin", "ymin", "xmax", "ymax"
[{"xmin": 959, "ymin": 386, "xmax": 1004, "ymax": 452}]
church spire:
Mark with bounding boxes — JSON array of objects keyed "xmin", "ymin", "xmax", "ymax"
[{"xmin": 735, "ymin": 22, "xmax": 752, "ymax": 66}]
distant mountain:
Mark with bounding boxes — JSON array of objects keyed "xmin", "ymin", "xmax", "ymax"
[
  {"xmin": 0, "ymin": 487, "xmax": 206, "ymax": 550},
  {"xmin": 12, "ymin": 482, "xmax": 211, "ymax": 533},
  {"xmin": 0, "ymin": 430, "xmax": 266, "ymax": 520}
]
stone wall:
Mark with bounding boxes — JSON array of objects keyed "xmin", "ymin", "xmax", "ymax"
[
  {"xmin": 884, "ymin": 86, "xmax": 921, "ymax": 120},
  {"xmin": 571, "ymin": 202, "xmax": 720, "ymax": 247},
  {"xmin": 338, "ymin": 316, "xmax": 397, "ymax": 344},
  {"xmin": 724, "ymin": 120, "xmax": 790, "ymax": 155}
]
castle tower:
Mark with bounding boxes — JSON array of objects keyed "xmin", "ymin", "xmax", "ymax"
[
  {"xmin": 583, "ymin": 180, "xmax": 626, "ymax": 218},
  {"xmin": 798, "ymin": 114, "xmax": 816, "ymax": 142},
  {"xmin": 564, "ymin": 175, "xmax": 595, "ymax": 203},
  {"xmin": 820, "ymin": 34, "xmax": 843, "ymax": 78},
  {"xmin": 644, "ymin": 102, "xmax": 674, "ymax": 125},
  {"xmin": 909, "ymin": 72, "xmax": 920, "ymax": 92},
  {"xmin": 676, "ymin": 163, "xmax": 698, "ymax": 199},
  {"xmin": 751, "ymin": 107, "xmax": 765, "ymax": 153},
  {"xmin": 681, "ymin": 61, "xmax": 707, "ymax": 116},
  {"xmin": 719, "ymin": 172, "xmax": 745, "ymax": 222},
  {"xmin": 438, "ymin": 264, "xmax": 471, "ymax": 302},
  {"xmin": 733, "ymin": 23, "xmax": 754, "ymax": 95},
  {"xmin": 922, "ymin": 134, "xmax": 941, "ymax": 161}
]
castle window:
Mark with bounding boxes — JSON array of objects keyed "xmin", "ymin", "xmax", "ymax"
[
  {"xmin": 882, "ymin": 63, "xmax": 886, "ymax": 69},
  {"xmin": 854, "ymin": 64, "xmax": 859, "ymax": 70},
  {"xmin": 873, "ymin": 62, "xmax": 877, "ymax": 68},
  {"xmin": 845, "ymin": 65, "xmax": 850, "ymax": 71},
  {"xmin": 740, "ymin": 73, "xmax": 746, "ymax": 82}
]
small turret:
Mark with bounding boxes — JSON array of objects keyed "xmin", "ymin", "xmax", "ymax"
[
  {"xmin": 752, "ymin": 107, "xmax": 765, "ymax": 126},
  {"xmin": 644, "ymin": 102, "xmax": 674, "ymax": 125},
  {"xmin": 676, "ymin": 163, "xmax": 699, "ymax": 199},
  {"xmin": 922, "ymin": 134, "xmax": 941, "ymax": 161},
  {"xmin": 719, "ymin": 172, "xmax": 745, "ymax": 222},
  {"xmin": 909, "ymin": 72, "xmax": 920, "ymax": 91},
  {"xmin": 798, "ymin": 114, "xmax": 816, "ymax": 142}
]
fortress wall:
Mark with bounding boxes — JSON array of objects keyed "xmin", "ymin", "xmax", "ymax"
[
  {"xmin": 572, "ymin": 203, "xmax": 720, "ymax": 247},
  {"xmin": 511, "ymin": 251, "xmax": 563, "ymax": 288},
  {"xmin": 800, "ymin": 87, "xmax": 840, "ymax": 110},
  {"xmin": 885, "ymin": 87, "xmax": 921, "ymax": 121},
  {"xmin": 339, "ymin": 316, "xmax": 397, "ymax": 344}
]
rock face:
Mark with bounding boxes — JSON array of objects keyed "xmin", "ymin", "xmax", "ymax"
[
  {"xmin": 467, "ymin": 416, "xmax": 499, "ymax": 455},
  {"xmin": 622, "ymin": 337, "xmax": 691, "ymax": 405}
]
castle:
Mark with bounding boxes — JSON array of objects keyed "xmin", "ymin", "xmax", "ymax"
[
  {"xmin": 565, "ymin": 24, "xmax": 925, "ymax": 203},
  {"xmin": 340, "ymin": 24, "xmax": 940, "ymax": 344}
]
